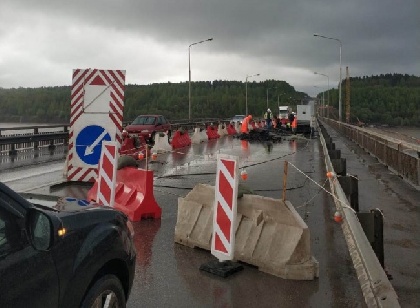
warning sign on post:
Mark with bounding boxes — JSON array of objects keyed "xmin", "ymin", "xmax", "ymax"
[
  {"xmin": 211, "ymin": 154, "xmax": 239, "ymax": 261},
  {"xmin": 67, "ymin": 69, "xmax": 125, "ymax": 182}
]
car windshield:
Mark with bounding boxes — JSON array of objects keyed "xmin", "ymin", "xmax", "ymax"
[{"xmin": 132, "ymin": 116, "xmax": 156, "ymax": 125}]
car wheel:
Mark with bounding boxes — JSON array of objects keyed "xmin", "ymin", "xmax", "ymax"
[{"xmin": 81, "ymin": 275, "xmax": 125, "ymax": 308}]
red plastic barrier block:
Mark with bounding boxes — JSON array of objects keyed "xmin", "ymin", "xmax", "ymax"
[
  {"xmin": 207, "ymin": 126, "xmax": 220, "ymax": 139},
  {"xmin": 172, "ymin": 131, "xmax": 192, "ymax": 149},
  {"xmin": 87, "ymin": 167, "xmax": 162, "ymax": 221},
  {"xmin": 227, "ymin": 124, "xmax": 237, "ymax": 135}
]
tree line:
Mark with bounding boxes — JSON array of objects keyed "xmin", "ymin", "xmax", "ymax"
[
  {"xmin": 0, "ymin": 74, "xmax": 418, "ymax": 126},
  {"xmin": 318, "ymin": 74, "xmax": 420, "ymax": 126}
]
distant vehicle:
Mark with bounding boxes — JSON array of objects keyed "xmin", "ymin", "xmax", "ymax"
[
  {"xmin": 296, "ymin": 102, "xmax": 315, "ymax": 136},
  {"xmin": 231, "ymin": 115, "xmax": 246, "ymax": 124},
  {"xmin": 125, "ymin": 115, "xmax": 171, "ymax": 143},
  {"xmin": 278, "ymin": 106, "xmax": 290, "ymax": 119},
  {"xmin": 0, "ymin": 181, "xmax": 136, "ymax": 308}
]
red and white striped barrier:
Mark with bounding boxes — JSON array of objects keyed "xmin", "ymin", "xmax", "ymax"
[
  {"xmin": 96, "ymin": 141, "xmax": 118, "ymax": 207},
  {"xmin": 211, "ymin": 154, "xmax": 239, "ymax": 261}
]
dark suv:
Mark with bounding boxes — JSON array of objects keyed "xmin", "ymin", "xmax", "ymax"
[
  {"xmin": 125, "ymin": 115, "xmax": 171, "ymax": 143},
  {"xmin": 0, "ymin": 182, "xmax": 136, "ymax": 308}
]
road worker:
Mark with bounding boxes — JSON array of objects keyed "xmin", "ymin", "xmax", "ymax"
[
  {"xmin": 241, "ymin": 114, "xmax": 252, "ymax": 134},
  {"xmin": 264, "ymin": 108, "xmax": 273, "ymax": 129},
  {"xmin": 291, "ymin": 115, "xmax": 297, "ymax": 134}
]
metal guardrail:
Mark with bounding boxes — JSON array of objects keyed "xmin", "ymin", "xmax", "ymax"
[
  {"xmin": 0, "ymin": 119, "xmax": 230, "ymax": 155},
  {"xmin": 318, "ymin": 121, "xmax": 400, "ymax": 307},
  {"xmin": 0, "ymin": 125, "xmax": 69, "ymax": 155},
  {"xmin": 322, "ymin": 118, "xmax": 420, "ymax": 188}
]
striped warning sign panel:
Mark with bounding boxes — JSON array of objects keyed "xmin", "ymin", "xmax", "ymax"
[
  {"xmin": 211, "ymin": 154, "xmax": 239, "ymax": 261},
  {"xmin": 96, "ymin": 141, "xmax": 118, "ymax": 207},
  {"xmin": 67, "ymin": 69, "xmax": 125, "ymax": 182}
]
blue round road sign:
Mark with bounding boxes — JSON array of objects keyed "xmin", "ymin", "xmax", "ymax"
[{"xmin": 76, "ymin": 125, "xmax": 111, "ymax": 165}]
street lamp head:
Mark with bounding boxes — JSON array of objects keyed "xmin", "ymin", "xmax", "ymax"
[
  {"xmin": 314, "ymin": 72, "xmax": 318, "ymax": 75},
  {"xmin": 256, "ymin": 73, "xmax": 260, "ymax": 76},
  {"xmin": 207, "ymin": 38, "xmax": 213, "ymax": 41},
  {"xmin": 313, "ymin": 33, "xmax": 319, "ymax": 37}
]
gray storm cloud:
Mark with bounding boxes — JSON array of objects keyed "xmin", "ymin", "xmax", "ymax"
[{"xmin": 0, "ymin": 0, "xmax": 418, "ymax": 95}]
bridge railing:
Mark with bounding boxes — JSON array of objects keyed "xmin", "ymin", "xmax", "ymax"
[
  {"xmin": 0, "ymin": 119, "xmax": 230, "ymax": 155},
  {"xmin": 322, "ymin": 118, "xmax": 420, "ymax": 188}
]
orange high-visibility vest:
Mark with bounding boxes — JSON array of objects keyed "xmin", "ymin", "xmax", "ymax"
[{"xmin": 292, "ymin": 117, "xmax": 297, "ymax": 128}]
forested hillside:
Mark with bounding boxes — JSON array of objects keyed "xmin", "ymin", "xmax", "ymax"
[
  {"xmin": 320, "ymin": 74, "xmax": 420, "ymax": 126},
  {"xmin": 0, "ymin": 74, "xmax": 419, "ymax": 126},
  {"xmin": 0, "ymin": 79, "xmax": 303, "ymax": 123}
]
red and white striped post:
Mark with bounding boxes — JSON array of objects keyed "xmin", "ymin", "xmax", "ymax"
[
  {"xmin": 211, "ymin": 154, "xmax": 239, "ymax": 261},
  {"xmin": 96, "ymin": 141, "xmax": 118, "ymax": 207}
]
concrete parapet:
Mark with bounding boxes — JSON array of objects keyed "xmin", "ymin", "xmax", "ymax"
[
  {"xmin": 175, "ymin": 184, "xmax": 319, "ymax": 280},
  {"xmin": 323, "ymin": 118, "xmax": 419, "ymax": 188}
]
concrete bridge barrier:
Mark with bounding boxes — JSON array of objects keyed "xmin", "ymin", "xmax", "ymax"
[
  {"xmin": 324, "ymin": 119, "xmax": 419, "ymax": 189},
  {"xmin": 175, "ymin": 183, "xmax": 319, "ymax": 280}
]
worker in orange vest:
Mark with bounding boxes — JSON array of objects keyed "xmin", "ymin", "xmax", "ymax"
[
  {"xmin": 291, "ymin": 113, "xmax": 297, "ymax": 134},
  {"xmin": 241, "ymin": 115, "xmax": 252, "ymax": 134}
]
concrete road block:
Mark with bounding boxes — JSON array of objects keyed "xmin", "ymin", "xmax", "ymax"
[{"xmin": 175, "ymin": 184, "xmax": 319, "ymax": 280}]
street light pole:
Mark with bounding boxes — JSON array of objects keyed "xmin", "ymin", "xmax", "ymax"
[
  {"xmin": 188, "ymin": 37, "xmax": 213, "ymax": 120},
  {"xmin": 314, "ymin": 72, "xmax": 329, "ymax": 118},
  {"xmin": 245, "ymin": 73, "xmax": 260, "ymax": 115},
  {"xmin": 314, "ymin": 86, "xmax": 324, "ymax": 117},
  {"xmin": 314, "ymin": 33, "xmax": 342, "ymax": 121},
  {"xmin": 266, "ymin": 87, "xmax": 277, "ymax": 109}
]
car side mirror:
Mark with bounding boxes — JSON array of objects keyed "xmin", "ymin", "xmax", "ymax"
[{"xmin": 27, "ymin": 209, "xmax": 53, "ymax": 251}]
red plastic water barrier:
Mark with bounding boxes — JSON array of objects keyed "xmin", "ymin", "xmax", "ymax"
[
  {"xmin": 206, "ymin": 125, "xmax": 220, "ymax": 139},
  {"xmin": 119, "ymin": 136, "xmax": 149, "ymax": 160},
  {"xmin": 227, "ymin": 124, "xmax": 237, "ymax": 135},
  {"xmin": 87, "ymin": 167, "xmax": 162, "ymax": 221},
  {"xmin": 171, "ymin": 130, "xmax": 192, "ymax": 149}
]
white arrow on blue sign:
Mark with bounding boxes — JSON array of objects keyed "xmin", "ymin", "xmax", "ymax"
[{"xmin": 76, "ymin": 125, "xmax": 111, "ymax": 165}]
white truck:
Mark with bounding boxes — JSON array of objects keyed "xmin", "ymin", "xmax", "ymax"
[
  {"xmin": 296, "ymin": 101, "xmax": 315, "ymax": 135},
  {"xmin": 278, "ymin": 106, "xmax": 290, "ymax": 119}
]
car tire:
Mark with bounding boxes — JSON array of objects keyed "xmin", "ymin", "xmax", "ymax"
[{"xmin": 81, "ymin": 274, "xmax": 126, "ymax": 308}]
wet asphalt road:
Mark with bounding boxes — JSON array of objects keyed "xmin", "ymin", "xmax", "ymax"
[
  {"xmin": 1, "ymin": 134, "xmax": 366, "ymax": 307},
  {"xmin": 2, "ymin": 128, "xmax": 419, "ymax": 307}
]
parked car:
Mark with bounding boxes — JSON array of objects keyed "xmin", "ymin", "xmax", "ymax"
[
  {"xmin": 125, "ymin": 115, "xmax": 171, "ymax": 144},
  {"xmin": 0, "ymin": 182, "xmax": 136, "ymax": 308},
  {"xmin": 231, "ymin": 115, "xmax": 246, "ymax": 124}
]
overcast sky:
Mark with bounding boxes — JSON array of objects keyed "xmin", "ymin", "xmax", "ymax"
[{"xmin": 0, "ymin": 0, "xmax": 419, "ymax": 96}]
